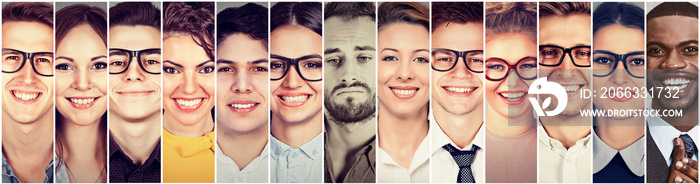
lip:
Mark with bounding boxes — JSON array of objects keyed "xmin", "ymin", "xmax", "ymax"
[
  {"xmin": 172, "ymin": 97, "xmax": 205, "ymax": 111},
  {"xmin": 390, "ymin": 86, "xmax": 418, "ymax": 99},
  {"xmin": 228, "ymin": 99, "xmax": 260, "ymax": 113},
  {"xmin": 442, "ymin": 86, "xmax": 478, "ymax": 98},
  {"xmin": 560, "ymin": 84, "xmax": 585, "ymax": 97},
  {"xmin": 334, "ymin": 87, "xmax": 366, "ymax": 96},
  {"xmin": 116, "ymin": 90, "xmax": 156, "ymax": 96},
  {"xmin": 277, "ymin": 92, "xmax": 311, "ymax": 107},
  {"xmin": 497, "ymin": 90, "xmax": 527, "ymax": 105},
  {"xmin": 608, "ymin": 89, "xmax": 634, "ymax": 102},
  {"xmin": 65, "ymin": 96, "xmax": 100, "ymax": 109},
  {"xmin": 11, "ymin": 90, "xmax": 41, "ymax": 104}
]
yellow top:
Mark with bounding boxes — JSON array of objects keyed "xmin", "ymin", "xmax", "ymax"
[{"xmin": 163, "ymin": 128, "xmax": 215, "ymax": 183}]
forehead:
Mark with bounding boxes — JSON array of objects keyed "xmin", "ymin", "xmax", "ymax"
[
  {"xmin": 163, "ymin": 34, "xmax": 210, "ymax": 64},
  {"xmin": 109, "ymin": 25, "xmax": 160, "ymax": 50},
  {"xmin": 324, "ymin": 16, "xmax": 375, "ymax": 48},
  {"xmin": 270, "ymin": 25, "xmax": 322, "ymax": 58},
  {"xmin": 539, "ymin": 14, "xmax": 591, "ymax": 47},
  {"xmin": 218, "ymin": 33, "xmax": 267, "ymax": 64},
  {"xmin": 648, "ymin": 16, "xmax": 699, "ymax": 44},
  {"xmin": 432, "ymin": 22, "xmax": 483, "ymax": 51},
  {"xmin": 57, "ymin": 24, "xmax": 106, "ymax": 57},
  {"xmin": 594, "ymin": 24, "xmax": 644, "ymax": 53},
  {"xmin": 486, "ymin": 33, "xmax": 536, "ymax": 64},
  {"xmin": 2, "ymin": 21, "xmax": 53, "ymax": 52}
]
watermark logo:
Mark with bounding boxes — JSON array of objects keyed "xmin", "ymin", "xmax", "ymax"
[{"xmin": 528, "ymin": 77, "xmax": 568, "ymax": 116}]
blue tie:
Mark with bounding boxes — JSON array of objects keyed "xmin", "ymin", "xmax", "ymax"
[
  {"xmin": 680, "ymin": 134, "xmax": 697, "ymax": 158},
  {"xmin": 443, "ymin": 144, "xmax": 480, "ymax": 183}
]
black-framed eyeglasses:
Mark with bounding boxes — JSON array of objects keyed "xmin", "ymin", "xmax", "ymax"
[
  {"xmin": 485, "ymin": 56, "xmax": 537, "ymax": 81},
  {"xmin": 539, "ymin": 45, "xmax": 591, "ymax": 67},
  {"xmin": 592, "ymin": 50, "xmax": 645, "ymax": 78},
  {"xmin": 2, "ymin": 48, "xmax": 54, "ymax": 77},
  {"xmin": 431, "ymin": 49, "xmax": 483, "ymax": 73},
  {"xmin": 109, "ymin": 48, "xmax": 161, "ymax": 74},
  {"xmin": 270, "ymin": 54, "xmax": 322, "ymax": 82}
]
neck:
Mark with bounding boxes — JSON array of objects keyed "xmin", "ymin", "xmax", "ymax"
[
  {"xmin": 433, "ymin": 101, "xmax": 483, "ymax": 148},
  {"xmin": 377, "ymin": 104, "xmax": 428, "ymax": 169},
  {"xmin": 108, "ymin": 112, "xmax": 160, "ymax": 166},
  {"xmin": 270, "ymin": 112, "xmax": 322, "ymax": 148},
  {"xmin": 2, "ymin": 110, "xmax": 54, "ymax": 167},
  {"xmin": 655, "ymin": 102, "xmax": 698, "ymax": 132},
  {"xmin": 163, "ymin": 112, "xmax": 214, "ymax": 137},
  {"xmin": 217, "ymin": 124, "xmax": 268, "ymax": 170},
  {"xmin": 595, "ymin": 116, "xmax": 644, "ymax": 150},
  {"xmin": 485, "ymin": 105, "xmax": 534, "ymax": 137},
  {"xmin": 540, "ymin": 115, "xmax": 591, "ymax": 149},
  {"xmin": 58, "ymin": 115, "xmax": 106, "ymax": 163},
  {"xmin": 325, "ymin": 112, "xmax": 376, "ymax": 153}
]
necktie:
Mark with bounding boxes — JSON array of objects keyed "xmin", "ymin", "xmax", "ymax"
[
  {"xmin": 443, "ymin": 144, "xmax": 480, "ymax": 183},
  {"xmin": 679, "ymin": 134, "xmax": 697, "ymax": 158}
]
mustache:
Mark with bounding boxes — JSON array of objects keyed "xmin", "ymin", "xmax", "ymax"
[{"xmin": 331, "ymin": 81, "xmax": 371, "ymax": 95}]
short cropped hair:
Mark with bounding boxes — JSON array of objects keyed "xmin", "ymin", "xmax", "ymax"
[
  {"xmin": 217, "ymin": 3, "xmax": 268, "ymax": 49},
  {"xmin": 432, "ymin": 2, "xmax": 483, "ymax": 32},
  {"xmin": 485, "ymin": 2, "xmax": 537, "ymax": 42},
  {"xmin": 271, "ymin": 2, "xmax": 322, "ymax": 35},
  {"xmin": 109, "ymin": 2, "xmax": 160, "ymax": 29},
  {"xmin": 593, "ymin": 2, "xmax": 644, "ymax": 35},
  {"xmin": 163, "ymin": 2, "xmax": 214, "ymax": 61},
  {"xmin": 378, "ymin": 2, "xmax": 429, "ymax": 31},
  {"xmin": 2, "ymin": 2, "xmax": 53, "ymax": 27},
  {"xmin": 647, "ymin": 2, "xmax": 698, "ymax": 21},
  {"xmin": 56, "ymin": 4, "xmax": 107, "ymax": 47},
  {"xmin": 540, "ymin": 2, "xmax": 590, "ymax": 18},
  {"xmin": 324, "ymin": 2, "xmax": 375, "ymax": 22}
]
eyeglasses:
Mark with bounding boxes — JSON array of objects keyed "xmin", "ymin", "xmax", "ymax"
[
  {"xmin": 2, "ymin": 48, "xmax": 54, "ymax": 77},
  {"xmin": 270, "ymin": 55, "xmax": 322, "ymax": 81},
  {"xmin": 109, "ymin": 48, "xmax": 161, "ymax": 74},
  {"xmin": 485, "ymin": 56, "xmax": 537, "ymax": 81},
  {"xmin": 431, "ymin": 49, "xmax": 483, "ymax": 73},
  {"xmin": 539, "ymin": 45, "xmax": 591, "ymax": 67},
  {"xmin": 592, "ymin": 50, "xmax": 645, "ymax": 78}
]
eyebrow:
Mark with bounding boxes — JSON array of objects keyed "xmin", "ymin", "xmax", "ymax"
[
  {"xmin": 414, "ymin": 49, "xmax": 430, "ymax": 53},
  {"xmin": 196, "ymin": 60, "xmax": 214, "ymax": 68},
  {"xmin": 270, "ymin": 54, "xmax": 322, "ymax": 59},
  {"xmin": 91, "ymin": 56, "xmax": 107, "ymax": 61},
  {"xmin": 355, "ymin": 45, "xmax": 376, "ymax": 51},
  {"xmin": 109, "ymin": 52, "xmax": 128, "ymax": 56},
  {"xmin": 217, "ymin": 59, "xmax": 268, "ymax": 65},
  {"xmin": 324, "ymin": 48, "xmax": 341, "ymax": 54},
  {"xmin": 55, "ymin": 56, "xmax": 73, "ymax": 62},
  {"xmin": 647, "ymin": 41, "xmax": 667, "ymax": 48},
  {"xmin": 679, "ymin": 40, "xmax": 699, "ymax": 46},
  {"xmin": 164, "ymin": 61, "xmax": 182, "ymax": 68}
]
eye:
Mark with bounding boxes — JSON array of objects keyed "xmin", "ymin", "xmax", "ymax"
[
  {"xmin": 629, "ymin": 59, "xmax": 645, "ymax": 66},
  {"xmin": 357, "ymin": 56, "xmax": 372, "ymax": 63},
  {"xmin": 382, "ymin": 56, "xmax": 398, "ymax": 62},
  {"xmin": 326, "ymin": 58, "xmax": 341, "ymax": 65},
  {"xmin": 92, "ymin": 62, "xmax": 107, "ymax": 70},
  {"xmin": 55, "ymin": 63, "xmax": 74, "ymax": 71},
  {"xmin": 541, "ymin": 50, "xmax": 558, "ymax": 56},
  {"xmin": 198, "ymin": 66, "xmax": 215, "ymax": 74},
  {"xmin": 487, "ymin": 65, "xmax": 503, "ymax": 70},
  {"xmin": 520, "ymin": 64, "xmax": 537, "ymax": 69},
  {"xmin": 110, "ymin": 61, "xmax": 126, "ymax": 66},
  {"xmin": 303, "ymin": 61, "xmax": 322, "ymax": 69},
  {"xmin": 683, "ymin": 46, "xmax": 698, "ymax": 55},
  {"xmin": 469, "ymin": 58, "xmax": 484, "ymax": 63},
  {"xmin": 5, "ymin": 56, "xmax": 20, "ymax": 60},
  {"xmin": 270, "ymin": 62, "xmax": 286, "ymax": 70},
  {"xmin": 35, "ymin": 58, "xmax": 51, "ymax": 63},
  {"xmin": 436, "ymin": 57, "xmax": 453, "ymax": 62},
  {"xmin": 413, "ymin": 57, "xmax": 429, "ymax": 63},
  {"xmin": 252, "ymin": 66, "xmax": 268, "ymax": 73},
  {"xmin": 648, "ymin": 47, "xmax": 666, "ymax": 57},
  {"xmin": 163, "ymin": 66, "xmax": 180, "ymax": 74},
  {"xmin": 218, "ymin": 66, "xmax": 234, "ymax": 73},
  {"xmin": 594, "ymin": 57, "xmax": 614, "ymax": 65},
  {"xmin": 144, "ymin": 59, "xmax": 160, "ymax": 65}
]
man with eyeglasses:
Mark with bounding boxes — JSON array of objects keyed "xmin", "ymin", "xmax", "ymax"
[
  {"xmin": 107, "ymin": 2, "xmax": 162, "ymax": 183},
  {"xmin": 429, "ymin": 2, "xmax": 485, "ymax": 183},
  {"xmin": 323, "ymin": 2, "xmax": 377, "ymax": 183},
  {"xmin": 537, "ymin": 2, "xmax": 592, "ymax": 183},
  {"xmin": 1, "ymin": 2, "xmax": 55, "ymax": 183},
  {"xmin": 646, "ymin": 2, "xmax": 699, "ymax": 183}
]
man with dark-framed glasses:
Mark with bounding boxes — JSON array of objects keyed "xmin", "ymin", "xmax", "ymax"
[
  {"xmin": 537, "ymin": 2, "xmax": 592, "ymax": 183},
  {"xmin": 1, "ymin": 2, "xmax": 55, "ymax": 183}
]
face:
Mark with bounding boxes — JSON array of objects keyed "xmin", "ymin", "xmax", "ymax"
[
  {"xmin": 109, "ymin": 25, "xmax": 161, "ymax": 121},
  {"xmin": 270, "ymin": 25, "xmax": 323, "ymax": 124},
  {"xmin": 432, "ymin": 22, "xmax": 484, "ymax": 115},
  {"xmin": 2, "ymin": 21, "xmax": 54, "ymax": 123},
  {"xmin": 217, "ymin": 33, "xmax": 268, "ymax": 132},
  {"xmin": 55, "ymin": 24, "xmax": 107, "ymax": 125},
  {"xmin": 377, "ymin": 23, "xmax": 429, "ymax": 117},
  {"xmin": 162, "ymin": 34, "xmax": 214, "ymax": 126},
  {"xmin": 539, "ymin": 14, "xmax": 592, "ymax": 116},
  {"xmin": 485, "ymin": 33, "xmax": 537, "ymax": 118},
  {"xmin": 592, "ymin": 24, "xmax": 645, "ymax": 119},
  {"xmin": 324, "ymin": 16, "xmax": 377, "ymax": 123},
  {"xmin": 647, "ymin": 16, "xmax": 699, "ymax": 112}
]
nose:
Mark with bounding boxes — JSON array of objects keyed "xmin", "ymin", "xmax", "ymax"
[
  {"xmin": 123, "ymin": 57, "xmax": 145, "ymax": 82},
  {"xmin": 338, "ymin": 60, "xmax": 359, "ymax": 84},
  {"xmin": 17, "ymin": 58, "xmax": 37, "ymax": 85},
  {"xmin": 610, "ymin": 60, "xmax": 628, "ymax": 86},
  {"xmin": 182, "ymin": 71, "xmax": 198, "ymax": 95},
  {"xmin": 661, "ymin": 50, "xmax": 688, "ymax": 69},
  {"xmin": 282, "ymin": 66, "xmax": 304, "ymax": 89},
  {"xmin": 73, "ymin": 67, "xmax": 91, "ymax": 91},
  {"xmin": 232, "ymin": 69, "xmax": 253, "ymax": 93},
  {"xmin": 506, "ymin": 70, "xmax": 520, "ymax": 88},
  {"xmin": 397, "ymin": 59, "xmax": 414, "ymax": 81},
  {"xmin": 449, "ymin": 56, "xmax": 476, "ymax": 79}
]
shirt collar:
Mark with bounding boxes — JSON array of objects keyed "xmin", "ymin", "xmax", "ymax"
[
  {"xmin": 109, "ymin": 133, "xmax": 162, "ymax": 168},
  {"xmin": 592, "ymin": 129, "xmax": 645, "ymax": 176},
  {"xmin": 216, "ymin": 141, "xmax": 269, "ymax": 172},
  {"xmin": 2, "ymin": 150, "xmax": 54, "ymax": 182},
  {"xmin": 163, "ymin": 129, "xmax": 215, "ymax": 157},
  {"xmin": 430, "ymin": 112, "xmax": 484, "ymax": 153},
  {"xmin": 537, "ymin": 121, "xmax": 592, "ymax": 151},
  {"xmin": 648, "ymin": 115, "xmax": 699, "ymax": 166},
  {"xmin": 270, "ymin": 133, "xmax": 323, "ymax": 160}
]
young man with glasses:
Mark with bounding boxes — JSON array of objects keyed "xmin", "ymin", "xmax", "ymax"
[
  {"xmin": 429, "ymin": 2, "xmax": 485, "ymax": 183},
  {"xmin": 107, "ymin": 2, "xmax": 162, "ymax": 183},
  {"xmin": 536, "ymin": 2, "xmax": 592, "ymax": 183},
  {"xmin": 1, "ymin": 2, "xmax": 55, "ymax": 183}
]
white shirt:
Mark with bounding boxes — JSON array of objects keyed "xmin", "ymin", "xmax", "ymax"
[
  {"xmin": 538, "ymin": 124, "xmax": 592, "ymax": 183},
  {"xmin": 377, "ymin": 129, "xmax": 430, "ymax": 183},
  {"xmin": 429, "ymin": 112, "xmax": 485, "ymax": 183},
  {"xmin": 270, "ymin": 133, "xmax": 323, "ymax": 183},
  {"xmin": 216, "ymin": 141, "xmax": 269, "ymax": 183},
  {"xmin": 648, "ymin": 114, "xmax": 699, "ymax": 166},
  {"xmin": 592, "ymin": 130, "xmax": 645, "ymax": 176}
]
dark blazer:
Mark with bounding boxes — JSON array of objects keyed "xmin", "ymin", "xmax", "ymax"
[{"xmin": 647, "ymin": 127, "xmax": 671, "ymax": 183}]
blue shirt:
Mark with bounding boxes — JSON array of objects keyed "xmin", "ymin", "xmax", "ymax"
[
  {"xmin": 2, "ymin": 151, "xmax": 53, "ymax": 183},
  {"xmin": 270, "ymin": 133, "xmax": 323, "ymax": 183}
]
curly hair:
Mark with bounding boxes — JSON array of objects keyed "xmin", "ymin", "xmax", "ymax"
[
  {"xmin": 217, "ymin": 3, "xmax": 268, "ymax": 49},
  {"xmin": 163, "ymin": 2, "xmax": 215, "ymax": 61},
  {"xmin": 485, "ymin": 2, "xmax": 537, "ymax": 42},
  {"xmin": 378, "ymin": 2, "xmax": 429, "ymax": 31},
  {"xmin": 432, "ymin": 2, "xmax": 483, "ymax": 32},
  {"xmin": 2, "ymin": 2, "xmax": 53, "ymax": 27}
]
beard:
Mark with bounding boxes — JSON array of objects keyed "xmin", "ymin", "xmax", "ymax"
[{"xmin": 324, "ymin": 81, "xmax": 376, "ymax": 124}]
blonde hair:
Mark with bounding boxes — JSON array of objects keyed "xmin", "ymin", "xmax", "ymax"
[{"xmin": 485, "ymin": 2, "xmax": 537, "ymax": 42}]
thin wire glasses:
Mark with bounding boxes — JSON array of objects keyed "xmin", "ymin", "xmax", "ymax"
[
  {"xmin": 2, "ymin": 48, "xmax": 54, "ymax": 76},
  {"xmin": 592, "ymin": 50, "xmax": 645, "ymax": 78},
  {"xmin": 485, "ymin": 56, "xmax": 537, "ymax": 81},
  {"xmin": 270, "ymin": 54, "xmax": 322, "ymax": 81},
  {"xmin": 431, "ymin": 49, "xmax": 483, "ymax": 73},
  {"xmin": 109, "ymin": 48, "xmax": 161, "ymax": 74},
  {"xmin": 539, "ymin": 45, "xmax": 591, "ymax": 67}
]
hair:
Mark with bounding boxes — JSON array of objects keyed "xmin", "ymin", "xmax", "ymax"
[
  {"xmin": 217, "ymin": 3, "xmax": 268, "ymax": 49},
  {"xmin": 2, "ymin": 2, "xmax": 53, "ymax": 27},
  {"xmin": 647, "ymin": 2, "xmax": 698, "ymax": 21},
  {"xmin": 270, "ymin": 2, "xmax": 322, "ymax": 35},
  {"xmin": 55, "ymin": 4, "xmax": 107, "ymax": 47},
  {"xmin": 485, "ymin": 2, "xmax": 537, "ymax": 42},
  {"xmin": 378, "ymin": 2, "xmax": 429, "ymax": 31},
  {"xmin": 540, "ymin": 2, "xmax": 590, "ymax": 18},
  {"xmin": 109, "ymin": 2, "xmax": 160, "ymax": 29},
  {"xmin": 593, "ymin": 2, "xmax": 644, "ymax": 35},
  {"xmin": 163, "ymin": 2, "xmax": 215, "ymax": 61},
  {"xmin": 324, "ymin": 2, "xmax": 376, "ymax": 22},
  {"xmin": 431, "ymin": 2, "xmax": 483, "ymax": 32}
]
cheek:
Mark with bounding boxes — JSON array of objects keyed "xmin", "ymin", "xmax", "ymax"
[
  {"xmin": 270, "ymin": 80, "xmax": 282, "ymax": 94},
  {"xmin": 416, "ymin": 64, "xmax": 430, "ymax": 86},
  {"xmin": 253, "ymin": 77, "xmax": 268, "ymax": 98},
  {"xmin": 162, "ymin": 76, "xmax": 179, "ymax": 95},
  {"xmin": 377, "ymin": 63, "xmax": 393, "ymax": 84},
  {"xmin": 309, "ymin": 81, "xmax": 322, "ymax": 94},
  {"xmin": 200, "ymin": 76, "xmax": 215, "ymax": 96},
  {"xmin": 92, "ymin": 72, "xmax": 108, "ymax": 94}
]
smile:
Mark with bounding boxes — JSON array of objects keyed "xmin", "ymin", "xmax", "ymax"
[
  {"xmin": 278, "ymin": 94, "xmax": 311, "ymax": 107},
  {"xmin": 228, "ymin": 100, "xmax": 260, "ymax": 113},
  {"xmin": 390, "ymin": 87, "xmax": 418, "ymax": 99},
  {"xmin": 498, "ymin": 91, "xmax": 527, "ymax": 105},
  {"xmin": 12, "ymin": 90, "xmax": 41, "ymax": 102},
  {"xmin": 444, "ymin": 87, "xmax": 475, "ymax": 93},
  {"xmin": 661, "ymin": 77, "xmax": 691, "ymax": 90},
  {"xmin": 173, "ymin": 98, "xmax": 205, "ymax": 111},
  {"xmin": 66, "ymin": 97, "xmax": 99, "ymax": 109}
]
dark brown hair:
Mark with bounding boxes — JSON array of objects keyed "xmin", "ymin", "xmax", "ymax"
[
  {"xmin": 378, "ymin": 2, "xmax": 429, "ymax": 31},
  {"xmin": 163, "ymin": 2, "xmax": 215, "ymax": 61},
  {"xmin": 432, "ymin": 2, "xmax": 483, "ymax": 32},
  {"xmin": 2, "ymin": 2, "xmax": 53, "ymax": 26},
  {"xmin": 109, "ymin": 2, "xmax": 160, "ymax": 29},
  {"xmin": 56, "ymin": 4, "xmax": 107, "ymax": 47},
  {"xmin": 539, "ymin": 2, "xmax": 590, "ymax": 19}
]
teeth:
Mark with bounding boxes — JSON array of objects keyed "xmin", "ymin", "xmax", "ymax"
[
  {"xmin": 230, "ymin": 103, "xmax": 255, "ymax": 109},
  {"xmin": 69, "ymin": 98, "xmax": 96, "ymax": 105},
  {"xmin": 392, "ymin": 89, "xmax": 417, "ymax": 95},
  {"xmin": 13, "ymin": 91, "xmax": 39, "ymax": 101},
  {"xmin": 662, "ymin": 78, "xmax": 691, "ymax": 90},
  {"xmin": 176, "ymin": 98, "xmax": 203, "ymax": 107},
  {"xmin": 563, "ymin": 85, "xmax": 582, "ymax": 92},
  {"xmin": 445, "ymin": 87, "xmax": 475, "ymax": 93},
  {"xmin": 499, "ymin": 92, "xmax": 526, "ymax": 100},
  {"xmin": 281, "ymin": 95, "xmax": 309, "ymax": 102}
]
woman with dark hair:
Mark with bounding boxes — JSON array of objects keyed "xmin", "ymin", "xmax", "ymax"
[
  {"xmin": 53, "ymin": 3, "xmax": 108, "ymax": 183},
  {"xmin": 161, "ymin": 2, "xmax": 215, "ymax": 183},
  {"xmin": 591, "ymin": 2, "xmax": 645, "ymax": 183},
  {"xmin": 375, "ymin": 2, "xmax": 430, "ymax": 183},
  {"xmin": 268, "ymin": 2, "xmax": 324, "ymax": 183}
]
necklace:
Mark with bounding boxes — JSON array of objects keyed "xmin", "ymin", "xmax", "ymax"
[{"xmin": 65, "ymin": 163, "xmax": 106, "ymax": 183}]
